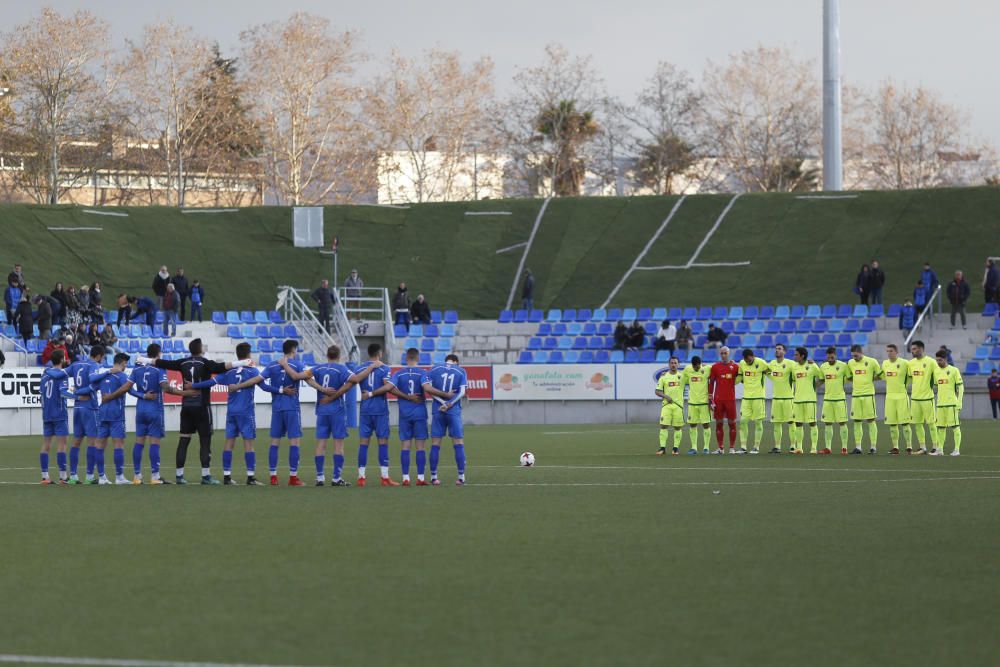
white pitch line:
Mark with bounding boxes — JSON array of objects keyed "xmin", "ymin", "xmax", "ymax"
[
  {"xmin": 543, "ymin": 428, "xmax": 648, "ymax": 435},
  {"xmin": 795, "ymin": 194, "xmax": 859, "ymax": 200},
  {"xmin": 46, "ymin": 227, "xmax": 103, "ymax": 231},
  {"xmin": 505, "ymin": 196, "xmax": 552, "ymax": 310},
  {"xmin": 635, "ymin": 261, "xmax": 751, "ymax": 270},
  {"xmin": 477, "ymin": 465, "xmax": 1000, "ymax": 474},
  {"xmin": 685, "ymin": 193, "xmax": 742, "ymax": 267},
  {"xmin": 0, "ymin": 655, "xmax": 305, "ymax": 667},
  {"xmin": 472, "ymin": 476, "xmax": 1000, "ymax": 488},
  {"xmin": 600, "ymin": 196, "xmax": 687, "ymax": 309},
  {"xmin": 180, "ymin": 208, "xmax": 239, "ymax": 214},
  {"xmin": 81, "ymin": 209, "xmax": 129, "ymax": 217},
  {"xmin": 465, "ymin": 211, "xmax": 513, "ymax": 216},
  {"xmin": 354, "ymin": 203, "xmax": 411, "ymax": 210},
  {"xmin": 495, "ymin": 241, "xmax": 528, "ymax": 255}
]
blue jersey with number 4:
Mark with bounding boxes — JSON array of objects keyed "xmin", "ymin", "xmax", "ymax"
[
  {"xmin": 428, "ymin": 364, "xmax": 467, "ymax": 415},
  {"xmin": 357, "ymin": 362, "xmax": 391, "ymax": 416}
]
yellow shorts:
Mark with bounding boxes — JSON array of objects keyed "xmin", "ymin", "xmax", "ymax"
[
  {"xmin": 935, "ymin": 405, "xmax": 960, "ymax": 428},
  {"xmin": 687, "ymin": 404, "xmax": 711, "ymax": 425},
  {"xmin": 741, "ymin": 398, "xmax": 765, "ymax": 420},
  {"xmin": 792, "ymin": 401, "xmax": 817, "ymax": 424},
  {"xmin": 821, "ymin": 399, "xmax": 847, "ymax": 423},
  {"xmin": 911, "ymin": 399, "xmax": 936, "ymax": 425},
  {"xmin": 851, "ymin": 395, "xmax": 877, "ymax": 421},
  {"xmin": 884, "ymin": 395, "xmax": 911, "ymax": 425},
  {"xmin": 660, "ymin": 403, "xmax": 685, "ymax": 428},
  {"xmin": 770, "ymin": 399, "xmax": 793, "ymax": 423}
]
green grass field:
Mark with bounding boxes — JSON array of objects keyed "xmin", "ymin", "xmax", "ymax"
[{"xmin": 2, "ymin": 421, "xmax": 999, "ymax": 666}]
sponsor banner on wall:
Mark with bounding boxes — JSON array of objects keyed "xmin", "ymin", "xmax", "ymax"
[
  {"xmin": 492, "ymin": 364, "xmax": 614, "ymax": 400},
  {"xmin": 615, "ymin": 363, "xmax": 748, "ymax": 400}
]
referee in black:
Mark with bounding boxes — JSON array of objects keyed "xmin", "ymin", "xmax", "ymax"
[{"xmin": 145, "ymin": 338, "xmax": 250, "ymax": 485}]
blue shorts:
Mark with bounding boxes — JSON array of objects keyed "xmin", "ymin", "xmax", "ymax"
[
  {"xmin": 358, "ymin": 413, "xmax": 390, "ymax": 440},
  {"xmin": 270, "ymin": 410, "xmax": 302, "ymax": 439},
  {"xmin": 73, "ymin": 408, "xmax": 98, "ymax": 439},
  {"xmin": 432, "ymin": 411, "xmax": 464, "ymax": 439},
  {"xmin": 226, "ymin": 414, "xmax": 257, "ymax": 440},
  {"xmin": 398, "ymin": 416, "xmax": 428, "ymax": 441},
  {"xmin": 316, "ymin": 413, "xmax": 348, "ymax": 440},
  {"xmin": 44, "ymin": 420, "xmax": 69, "ymax": 437},
  {"xmin": 135, "ymin": 409, "xmax": 165, "ymax": 439},
  {"xmin": 98, "ymin": 420, "xmax": 126, "ymax": 440}
]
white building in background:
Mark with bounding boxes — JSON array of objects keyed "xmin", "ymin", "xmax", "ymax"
[{"xmin": 377, "ymin": 149, "xmax": 511, "ymax": 204}]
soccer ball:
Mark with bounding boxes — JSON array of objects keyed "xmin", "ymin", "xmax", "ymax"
[{"xmin": 519, "ymin": 452, "xmax": 535, "ymax": 467}]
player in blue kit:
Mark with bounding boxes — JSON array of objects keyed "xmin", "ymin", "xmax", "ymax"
[
  {"xmin": 355, "ymin": 343, "xmax": 399, "ymax": 487},
  {"xmin": 389, "ymin": 347, "xmax": 455, "ymax": 486},
  {"xmin": 129, "ymin": 343, "xmax": 195, "ymax": 484},
  {"xmin": 259, "ymin": 340, "xmax": 311, "ymax": 486},
  {"xmin": 66, "ymin": 345, "xmax": 106, "ymax": 484},
  {"xmin": 39, "ymin": 350, "xmax": 77, "ymax": 485},
  {"xmin": 310, "ymin": 344, "xmax": 379, "ymax": 486},
  {"xmin": 93, "ymin": 353, "xmax": 135, "ymax": 485},
  {"xmin": 428, "ymin": 354, "xmax": 469, "ymax": 486}
]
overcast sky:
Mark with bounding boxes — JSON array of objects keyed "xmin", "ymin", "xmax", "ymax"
[{"xmin": 5, "ymin": 0, "xmax": 998, "ymax": 144}]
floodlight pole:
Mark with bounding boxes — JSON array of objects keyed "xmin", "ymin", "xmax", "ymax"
[{"xmin": 823, "ymin": 0, "xmax": 843, "ymax": 191}]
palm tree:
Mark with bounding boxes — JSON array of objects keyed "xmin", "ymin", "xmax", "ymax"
[{"xmin": 534, "ymin": 99, "xmax": 599, "ymax": 196}]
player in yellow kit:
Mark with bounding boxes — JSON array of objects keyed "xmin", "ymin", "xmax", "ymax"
[
  {"xmin": 682, "ymin": 355, "xmax": 713, "ymax": 454},
  {"xmin": 790, "ymin": 347, "xmax": 822, "ymax": 454},
  {"xmin": 767, "ymin": 344, "xmax": 796, "ymax": 453},
  {"xmin": 907, "ymin": 340, "xmax": 938, "ymax": 454},
  {"xmin": 881, "ymin": 344, "xmax": 913, "ymax": 455},
  {"xmin": 931, "ymin": 350, "xmax": 964, "ymax": 456},
  {"xmin": 846, "ymin": 344, "xmax": 884, "ymax": 454},
  {"xmin": 655, "ymin": 357, "xmax": 686, "ymax": 455},
  {"xmin": 818, "ymin": 347, "xmax": 848, "ymax": 455},
  {"xmin": 737, "ymin": 349, "xmax": 769, "ymax": 454}
]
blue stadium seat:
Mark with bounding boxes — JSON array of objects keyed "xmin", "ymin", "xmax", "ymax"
[
  {"xmin": 991, "ymin": 348, "xmax": 1000, "ymax": 361},
  {"xmin": 758, "ymin": 306, "xmax": 774, "ymax": 320},
  {"xmin": 301, "ymin": 353, "xmax": 316, "ymax": 366},
  {"xmin": 652, "ymin": 307, "xmax": 667, "ymax": 321},
  {"xmin": 242, "ymin": 325, "xmax": 257, "ymax": 339},
  {"xmin": 420, "ymin": 339, "xmax": 435, "ymax": 352},
  {"xmin": 171, "ymin": 340, "xmax": 184, "ymax": 353},
  {"xmin": 820, "ymin": 304, "xmax": 836, "ymax": 319},
  {"xmin": 518, "ymin": 351, "xmax": 533, "ymax": 364},
  {"xmin": 247, "ymin": 340, "xmax": 260, "ymax": 353},
  {"xmin": 252, "ymin": 311, "xmax": 268, "ymax": 324},
  {"xmin": 887, "ymin": 304, "xmax": 902, "ymax": 318},
  {"xmin": 696, "ymin": 306, "xmax": 711, "ymax": 320},
  {"xmin": 789, "ymin": 334, "xmax": 805, "ymax": 347},
  {"xmin": 577, "ymin": 308, "xmax": 592, "ymax": 322},
  {"xmin": 750, "ymin": 321, "xmax": 765, "ymax": 334},
  {"xmin": 591, "ymin": 308, "xmax": 607, "ymax": 322},
  {"xmin": 607, "ymin": 307, "xmax": 622, "ymax": 322},
  {"xmin": 781, "ymin": 320, "xmax": 796, "ymax": 334},
  {"xmin": 974, "ymin": 346, "xmax": 989, "ymax": 360},
  {"xmin": 805, "ymin": 334, "xmax": 820, "ymax": 347},
  {"xmin": 513, "ymin": 309, "xmax": 528, "ymax": 323},
  {"xmin": 813, "ymin": 320, "xmax": 829, "ymax": 333},
  {"xmin": 269, "ymin": 325, "xmax": 283, "ymax": 338},
  {"xmin": 528, "ymin": 337, "xmax": 542, "ymax": 350},
  {"xmin": 407, "ymin": 324, "xmax": 422, "ymax": 337},
  {"xmin": 258, "ymin": 340, "xmax": 272, "ymax": 353},
  {"xmin": 655, "ymin": 350, "xmax": 671, "ymax": 363},
  {"xmin": 562, "ymin": 309, "xmax": 577, "ymax": 323},
  {"xmin": 578, "ymin": 351, "xmax": 595, "ymax": 363},
  {"xmin": 268, "ymin": 311, "xmax": 284, "ymax": 324},
  {"xmin": 637, "ymin": 307, "xmax": 652, "ymax": 320},
  {"xmin": 774, "ymin": 305, "xmax": 791, "ymax": 319},
  {"xmin": 567, "ymin": 323, "xmax": 582, "ymax": 335},
  {"xmin": 498, "ymin": 310, "xmax": 513, "ymax": 323},
  {"xmin": 735, "ymin": 321, "xmax": 750, "ymax": 334},
  {"xmin": 728, "ymin": 335, "xmax": 741, "ymax": 347},
  {"xmin": 226, "ymin": 311, "xmax": 240, "ymax": 325},
  {"xmin": 552, "ymin": 323, "xmax": 567, "ymax": 336},
  {"xmin": 587, "ymin": 336, "xmax": 603, "ymax": 350},
  {"xmin": 582, "ymin": 323, "xmax": 596, "ymax": 335},
  {"xmin": 797, "ymin": 320, "xmax": 813, "ymax": 333},
  {"xmin": 419, "ymin": 353, "xmax": 432, "ymax": 365},
  {"xmin": 558, "ymin": 337, "xmax": 573, "ymax": 350},
  {"xmin": 728, "ymin": 306, "xmax": 744, "ymax": 320},
  {"xmin": 843, "ymin": 319, "xmax": 860, "ymax": 333},
  {"xmin": 775, "ymin": 334, "xmax": 790, "ymax": 346},
  {"xmin": 852, "ymin": 305, "xmax": 869, "ymax": 318},
  {"xmin": 837, "ymin": 304, "xmax": 852, "ymax": 318},
  {"xmin": 227, "ymin": 326, "xmax": 240, "ymax": 338},
  {"xmin": 254, "ymin": 326, "xmax": 268, "ymax": 339},
  {"xmin": 529, "ymin": 351, "xmax": 548, "ymax": 364},
  {"xmin": 537, "ymin": 323, "xmax": 552, "ymax": 336},
  {"xmin": 546, "ymin": 309, "xmax": 562, "ymax": 322},
  {"xmin": 424, "ymin": 325, "xmax": 439, "ymax": 338},
  {"xmin": 690, "ymin": 321, "xmax": 705, "ymax": 335},
  {"xmin": 993, "ymin": 317, "xmax": 1000, "ymax": 332},
  {"xmin": 868, "ymin": 304, "xmax": 884, "ymax": 318},
  {"xmin": 155, "ymin": 312, "xmax": 165, "ymax": 324},
  {"xmin": 239, "ymin": 311, "xmax": 253, "ymax": 324},
  {"xmin": 623, "ymin": 350, "xmax": 638, "ymax": 363},
  {"xmin": 259, "ymin": 354, "xmax": 274, "ymax": 366},
  {"xmin": 712, "ymin": 306, "xmax": 727, "ymax": 320},
  {"xmin": 394, "ymin": 324, "xmax": 408, "ymax": 338},
  {"xmin": 666, "ymin": 307, "xmax": 681, "ymax": 320},
  {"xmin": 820, "ymin": 334, "xmax": 836, "ymax": 347},
  {"xmin": 543, "ymin": 337, "xmax": 557, "ymax": 350},
  {"xmin": 549, "ymin": 351, "xmax": 565, "ymax": 364},
  {"xmin": 674, "ymin": 350, "xmax": 688, "ymax": 362},
  {"xmin": 212, "ymin": 312, "xmax": 226, "ymax": 325},
  {"xmin": 283, "ymin": 325, "xmax": 298, "ymax": 338},
  {"xmin": 597, "ymin": 323, "xmax": 612, "ymax": 336},
  {"xmin": 563, "ymin": 351, "xmax": 580, "ymax": 364},
  {"xmin": 743, "ymin": 334, "xmax": 758, "ymax": 347},
  {"xmin": 622, "ymin": 308, "xmax": 638, "ymax": 322},
  {"xmin": 639, "ymin": 350, "xmax": 655, "ymax": 363},
  {"xmin": 436, "ymin": 339, "xmax": 452, "ymax": 352},
  {"xmin": 528, "ymin": 309, "xmax": 544, "ymax": 323},
  {"xmin": 573, "ymin": 336, "xmax": 588, "ymax": 350},
  {"xmin": 644, "ymin": 322, "xmax": 657, "ymax": 335},
  {"xmin": 805, "ymin": 305, "xmax": 821, "ymax": 319},
  {"xmin": 695, "ymin": 335, "xmax": 708, "ymax": 347},
  {"xmin": 702, "ymin": 349, "xmax": 720, "ymax": 363},
  {"xmin": 790, "ymin": 305, "xmax": 806, "ymax": 319},
  {"xmin": 964, "ymin": 360, "xmax": 982, "ymax": 375},
  {"xmin": 743, "ymin": 305, "xmax": 759, "ymax": 319},
  {"xmin": 828, "ymin": 319, "xmax": 845, "ymax": 333},
  {"xmin": 764, "ymin": 321, "xmax": 779, "ymax": 334},
  {"xmin": 719, "ymin": 321, "xmax": 733, "ymax": 334},
  {"xmin": 440, "ymin": 324, "xmax": 456, "ymax": 337},
  {"xmin": 758, "ymin": 335, "xmax": 773, "ymax": 348},
  {"xmin": 854, "ymin": 333, "xmax": 869, "ymax": 346},
  {"xmin": 984, "ymin": 303, "xmax": 1000, "ymax": 317},
  {"xmin": 608, "ymin": 350, "xmax": 623, "ymax": 363},
  {"xmin": 604, "ymin": 336, "xmax": 615, "ymax": 348},
  {"xmin": 836, "ymin": 334, "xmax": 852, "ymax": 346},
  {"xmin": 427, "ymin": 311, "xmax": 440, "ymax": 324},
  {"xmin": 400, "ymin": 352, "xmax": 409, "ymax": 365},
  {"xmin": 860, "ymin": 318, "xmax": 876, "ymax": 332},
  {"xmin": 443, "ymin": 310, "xmax": 458, "ymax": 324},
  {"xmin": 595, "ymin": 350, "xmax": 611, "ymax": 363}
]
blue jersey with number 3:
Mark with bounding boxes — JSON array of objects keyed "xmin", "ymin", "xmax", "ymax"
[{"xmin": 390, "ymin": 367, "xmax": 429, "ymax": 420}]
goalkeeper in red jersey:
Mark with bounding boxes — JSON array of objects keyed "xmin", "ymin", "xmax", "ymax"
[{"xmin": 709, "ymin": 346, "xmax": 740, "ymax": 454}]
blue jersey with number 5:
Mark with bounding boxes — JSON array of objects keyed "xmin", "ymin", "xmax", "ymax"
[{"xmin": 428, "ymin": 364, "xmax": 467, "ymax": 416}]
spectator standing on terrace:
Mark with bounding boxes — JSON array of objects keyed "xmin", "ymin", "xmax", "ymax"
[
  {"xmin": 410, "ymin": 294, "xmax": 432, "ymax": 325},
  {"xmin": 946, "ymin": 270, "xmax": 970, "ymax": 329},
  {"xmin": 898, "ymin": 299, "xmax": 916, "ymax": 340},
  {"xmin": 4, "ymin": 280, "xmax": 21, "ymax": 326},
  {"xmin": 920, "ymin": 262, "xmax": 940, "ymax": 304},
  {"xmin": 988, "ymin": 369, "xmax": 1000, "ymax": 420},
  {"xmin": 311, "ymin": 279, "xmax": 335, "ymax": 333},
  {"xmin": 78, "ymin": 285, "xmax": 91, "ymax": 312},
  {"xmin": 854, "ymin": 264, "xmax": 872, "ymax": 305},
  {"xmin": 131, "ymin": 296, "xmax": 157, "ymax": 328},
  {"xmin": 116, "ymin": 293, "xmax": 130, "ymax": 326},
  {"xmin": 869, "ymin": 260, "xmax": 886, "ymax": 305},
  {"xmin": 16, "ymin": 293, "xmax": 33, "ymax": 346},
  {"xmin": 627, "ymin": 320, "xmax": 645, "ymax": 350},
  {"xmin": 152, "ymin": 266, "xmax": 170, "ymax": 309},
  {"xmin": 613, "ymin": 321, "xmax": 628, "ymax": 350},
  {"xmin": 344, "ymin": 268, "xmax": 364, "ymax": 320},
  {"xmin": 162, "ymin": 284, "xmax": 180, "ymax": 337},
  {"xmin": 173, "ymin": 267, "xmax": 190, "ymax": 321},
  {"xmin": 521, "ymin": 269, "xmax": 535, "ymax": 312},
  {"xmin": 393, "ymin": 283, "xmax": 411, "ymax": 331},
  {"xmin": 50, "ymin": 282, "xmax": 68, "ymax": 325},
  {"xmin": 35, "ymin": 296, "xmax": 52, "ymax": 341},
  {"xmin": 675, "ymin": 319, "xmax": 693, "ymax": 351},
  {"xmin": 64, "ymin": 286, "xmax": 83, "ymax": 327},
  {"xmin": 90, "ymin": 282, "xmax": 103, "ymax": 313},
  {"xmin": 913, "ymin": 280, "xmax": 927, "ymax": 311},
  {"xmin": 706, "ymin": 323, "xmax": 728, "ymax": 349},
  {"xmin": 654, "ymin": 319, "xmax": 676, "ymax": 352},
  {"xmin": 190, "ymin": 280, "xmax": 204, "ymax": 322},
  {"xmin": 7, "ymin": 263, "xmax": 25, "ymax": 289},
  {"xmin": 982, "ymin": 259, "xmax": 1000, "ymax": 305}
]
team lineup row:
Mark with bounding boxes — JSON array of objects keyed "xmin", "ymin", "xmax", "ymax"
[
  {"xmin": 653, "ymin": 341, "xmax": 964, "ymax": 456},
  {"xmin": 34, "ymin": 340, "xmax": 470, "ymax": 487}
]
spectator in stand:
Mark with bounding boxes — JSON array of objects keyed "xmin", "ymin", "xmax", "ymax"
[
  {"xmin": 898, "ymin": 299, "xmax": 916, "ymax": 341},
  {"xmin": 654, "ymin": 319, "xmax": 676, "ymax": 352},
  {"xmin": 152, "ymin": 265, "xmax": 170, "ymax": 309},
  {"xmin": 613, "ymin": 321, "xmax": 628, "ymax": 350},
  {"xmin": 988, "ymin": 368, "xmax": 1000, "ymax": 420},
  {"xmin": 937, "ymin": 344, "xmax": 954, "ymax": 366},
  {"xmin": 16, "ymin": 293, "xmax": 33, "ymax": 346},
  {"xmin": 41, "ymin": 334, "xmax": 69, "ymax": 366},
  {"xmin": 34, "ymin": 296, "xmax": 52, "ymax": 341},
  {"xmin": 7, "ymin": 263, "xmax": 25, "ymax": 289},
  {"xmin": 946, "ymin": 270, "xmax": 970, "ymax": 330},
  {"xmin": 706, "ymin": 323, "xmax": 728, "ymax": 349},
  {"xmin": 913, "ymin": 280, "xmax": 927, "ymax": 311},
  {"xmin": 627, "ymin": 319, "xmax": 645, "ymax": 350},
  {"xmin": 116, "ymin": 293, "xmax": 130, "ymax": 326},
  {"xmin": 4, "ymin": 280, "xmax": 21, "ymax": 327},
  {"xmin": 64, "ymin": 333, "xmax": 82, "ymax": 363},
  {"xmin": 675, "ymin": 319, "xmax": 693, "ymax": 351},
  {"xmin": 869, "ymin": 260, "xmax": 886, "ymax": 305},
  {"xmin": 920, "ymin": 262, "xmax": 940, "ymax": 304},
  {"xmin": 982, "ymin": 259, "xmax": 1000, "ymax": 305},
  {"xmin": 189, "ymin": 280, "xmax": 204, "ymax": 322},
  {"xmin": 64, "ymin": 286, "xmax": 83, "ymax": 328},
  {"xmin": 90, "ymin": 281, "xmax": 103, "ymax": 314},
  {"xmin": 78, "ymin": 285, "xmax": 91, "ymax": 312},
  {"xmin": 854, "ymin": 264, "xmax": 872, "ymax": 305},
  {"xmin": 311, "ymin": 279, "xmax": 335, "ymax": 333},
  {"xmin": 521, "ymin": 269, "xmax": 535, "ymax": 312},
  {"xmin": 130, "ymin": 296, "xmax": 157, "ymax": 328},
  {"xmin": 173, "ymin": 267, "xmax": 190, "ymax": 320},
  {"xmin": 50, "ymin": 283, "xmax": 68, "ymax": 326},
  {"xmin": 162, "ymin": 284, "xmax": 179, "ymax": 337},
  {"xmin": 393, "ymin": 282, "xmax": 411, "ymax": 331},
  {"xmin": 85, "ymin": 323, "xmax": 101, "ymax": 347},
  {"xmin": 100, "ymin": 322, "xmax": 118, "ymax": 353},
  {"xmin": 344, "ymin": 268, "xmax": 364, "ymax": 320},
  {"xmin": 410, "ymin": 294, "xmax": 432, "ymax": 325}
]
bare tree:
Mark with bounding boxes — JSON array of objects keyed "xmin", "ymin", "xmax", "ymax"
[
  {"xmin": 240, "ymin": 13, "xmax": 370, "ymax": 205},
  {"xmin": 1, "ymin": 8, "xmax": 115, "ymax": 204},
  {"xmin": 495, "ymin": 44, "xmax": 604, "ymax": 197},
  {"xmin": 366, "ymin": 49, "xmax": 494, "ymax": 203},
  {"xmin": 701, "ymin": 46, "xmax": 820, "ymax": 192}
]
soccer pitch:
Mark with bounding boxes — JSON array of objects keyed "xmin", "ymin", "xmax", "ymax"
[{"xmin": 2, "ymin": 422, "xmax": 999, "ymax": 666}]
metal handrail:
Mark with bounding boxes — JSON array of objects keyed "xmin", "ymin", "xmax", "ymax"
[
  {"xmin": 904, "ymin": 284, "xmax": 942, "ymax": 348},
  {"xmin": 276, "ymin": 286, "xmax": 359, "ymax": 364}
]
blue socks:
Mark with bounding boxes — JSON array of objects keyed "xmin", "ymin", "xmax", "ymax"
[
  {"xmin": 401, "ymin": 450, "xmax": 411, "ymax": 476},
  {"xmin": 56, "ymin": 451, "xmax": 67, "ymax": 474},
  {"xmin": 222, "ymin": 450, "xmax": 233, "ymax": 474},
  {"xmin": 377, "ymin": 444, "xmax": 389, "ymax": 468},
  {"xmin": 132, "ymin": 443, "xmax": 143, "ymax": 476},
  {"xmin": 430, "ymin": 445, "xmax": 440, "ymax": 476},
  {"xmin": 289, "ymin": 445, "xmax": 300, "ymax": 475},
  {"xmin": 96, "ymin": 448, "xmax": 106, "ymax": 476},
  {"xmin": 416, "ymin": 450, "xmax": 426, "ymax": 476},
  {"xmin": 40, "ymin": 452, "xmax": 49, "ymax": 476},
  {"xmin": 245, "ymin": 451, "xmax": 256, "ymax": 476},
  {"xmin": 454, "ymin": 444, "xmax": 466, "ymax": 476},
  {"xmin": 69, "ymin": 447, "xmax": 79, "ymax": 475},
  {"xmin": 333, "ymin": 454, "xmax": 344, "ymax": 481},
  {"xmin": 150, "ymin": 444, "xmax": 160, "ymax": 475},
  {"xmin": 268, "ymin": 444, "xmax": 279, "ymax": 474},
  {"xmin": 314, "ymin": 455, "xmax": 325, "ymax": 478},
  {"xmin": 358, "ymin": 444, "xmax": 369, "ymax": 468},
  {"xmin": 86, "ymin": 446, "xmax": 96, "ymax": 475},
  {"xmin": 113, "ymin": 448, "xmax": 125, "ymax": 477}
]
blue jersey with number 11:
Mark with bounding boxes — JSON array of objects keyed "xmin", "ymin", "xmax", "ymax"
[{"xmin": 429, "ymin": 364, "xmax": 467, "ymax": 415}]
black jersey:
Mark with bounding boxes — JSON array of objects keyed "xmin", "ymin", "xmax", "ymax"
[{"xmin": 155, "ymin": 356, "xmax": 227, "ymax": 407}]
